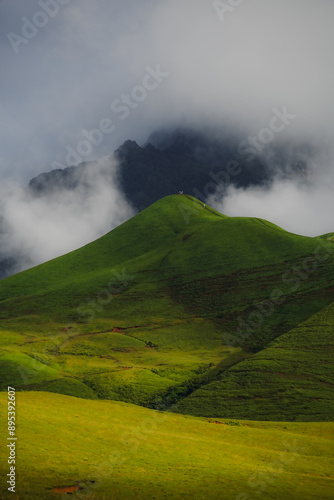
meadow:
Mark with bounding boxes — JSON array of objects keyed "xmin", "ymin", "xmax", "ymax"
[
  {"xmin": 0, "ymin": 392, "xmax": 333, "ymax": 499},
  {"xmin": 0, "ymin": 195, "xmax": 333, "ymax": 498}
]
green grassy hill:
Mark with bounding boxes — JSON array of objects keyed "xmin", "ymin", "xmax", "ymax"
[
  {"xmin": 0, "ymin": 194, "xmax": 333, "ymax": 421},
  {"xmin": 0, "ymin": 392, "xmax": 333, "ymax": 500},
  {"xmin": 175, "ymin": 301, "xmax": 334, "ymax": 421}
]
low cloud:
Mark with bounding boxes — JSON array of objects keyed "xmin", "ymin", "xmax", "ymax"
[
  {"xmin": 0, "ymin": 157, "xmax": 134, "ymax": 276},
  {"xmin": 209, "ymin": 171, "xmax": 334, "ymax": 237}
]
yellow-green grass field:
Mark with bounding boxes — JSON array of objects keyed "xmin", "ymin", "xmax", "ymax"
[{"xmin": 0, "ymin": 392, "xmax": 333, "ymax": 499}]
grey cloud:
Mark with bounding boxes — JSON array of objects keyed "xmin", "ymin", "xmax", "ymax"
[
  {"xmin": 0, "ymin": 157, "xmax": 134, "ymax": 274},
  {"xmin": 1, "ymin": 0, "xmax": 333, "ymax": 179},
  {"xmin": 209, "ymin": 177, "xmax": 333, "ymax": 237},
  {"xmin": 0, "ymin": 0, "xmax": 333, "ymax": 246}
]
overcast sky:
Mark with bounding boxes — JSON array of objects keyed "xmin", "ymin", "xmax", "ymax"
[
  {"xmin": 0, "ymin": 0, "xmax": 333, "ymax": 267},
  {"xmin": 1, "ymin": 0, "xmax": 333, "ymax": 179}
]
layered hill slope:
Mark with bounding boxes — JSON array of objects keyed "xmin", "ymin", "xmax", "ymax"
[
  {"xmin": 0, "ymin": 195, "xmax": 333, "ymax": 420},
  {"xmin": 176, "ymin": 301, "xmax": 334, "ymax": 421}
]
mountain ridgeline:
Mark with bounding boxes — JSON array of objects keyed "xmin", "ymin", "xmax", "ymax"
[
  {"xmin": 0, "ymin": 128, "xmax": 316, "ymax": 280},
  {"xmin": 0, "ymin": 195, "xmax": 333, "ymax": 421},
  {"xmin": 29, "ymin": 127, "xmax": 313, "ymax": 210}
]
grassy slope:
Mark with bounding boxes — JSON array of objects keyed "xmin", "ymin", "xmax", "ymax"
[
  {"xmin": 176, "ymin": 301, "xmax": 334, "ymax": 421},
  {"xmin": 0, "ymin": 391, "xmax": 333, "ymax": 500},
  {"xmin": 0, "ymin": 195, "xmax": 333, "ymax": 419},
  {"xmin": 0, "ymin": 194, "xmax": 331, "ymax": 317}
]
